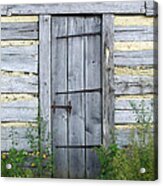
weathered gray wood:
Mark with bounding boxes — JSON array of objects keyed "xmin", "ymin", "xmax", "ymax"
[
  {"xmin": 39, "ymin": 15, "xmax": 51, "ymax": 152},
  {"xmin": 1, "ymin": 139, "xmax": 33, "ymax": 151},
  {"xmin": 57, "ymin": 16, "xmax": 100, "ymax": 38},
  {"xmin": 1, "ymin": 74, "xmax": 38, "ymax": 93},
  {"xmin": 1, "ymin": 45, "xmax": 38, "ymax": 73},
  {"xmin": 102, "ymin": 14, "xmax": 114, "ymax": 147},
  {"xmin": 146, "ymin": 0, "xmax": 158, "ymax": 16},
  {"xmin": 1, "ymin": 2, "xmax": 146, "ymax": 15},
  {"xmin": 85, "ymin": 18, "xmax": 101, "ymax": 145},
  {"xmin": 115, "ymin": 110, "xmax": 153, "ymax": 124},
  {"xmin": 84, "ymin": 18, "xmax": 102, "ymax": 178},
  {"xmin": 115, "ymin": 99, "xmax": 153, "ymax": 110},
  {"xmin": 55, "ymin": 148, "xmax": 68, "ymax": 178},
  {"xmin": 1, "ymin": 99, "xmax": 38, "ymax": 122},
  {"xmin": 115, "ymin": 126, "xmax": 154, "ymax": 147},
  {"xmin": 69, "ymin": 149, "xmax": 85, "ymax": 178},
  {"xmin": 68, "ymin": 17, "xmax": 85, "ymax": 145},
  {"xmin": 86, "ymin": 149, "xmax": 100, "ymax": 179},
  {"xmin": 115, "ymin": 26, "xmax": 158, "ymax": 41},
  {"xmin": 1, "ymin": 22, "xmax": 38, "ymax": 40},
  {"xmin": 114, "ymin": 50, "xmax": 156, "ymax": 67},
  {"xmin": 51, "ymin": 16, "xmax": 68, "ymax": 178},
  {"xmin": 115, "ymin": 75, "xmax": 155, "ymax": 95},
  {"xmin": 68, "ymin": 17, "xmax": 85, "ymax": 178},
  {"xmin": 52, "ymin": 17, "xmax": 68, "ymax": 146},
  {"xmin": 1, "ymin": 126, "xmax": 38, "ymax": 140}
]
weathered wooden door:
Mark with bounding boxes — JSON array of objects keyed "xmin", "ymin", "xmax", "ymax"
[{"xmin": 51, "ymin": 16, "xmax": 102, "ymax": 178}]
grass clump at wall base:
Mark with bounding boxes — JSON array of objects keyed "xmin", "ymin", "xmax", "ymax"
[
  {"xmin": 1, "ymin": 116, "xmax": 53, "ymax": 178},
  {"xmin": 95, "ymin": 100, "xmax": 157, "ymax": 180}
]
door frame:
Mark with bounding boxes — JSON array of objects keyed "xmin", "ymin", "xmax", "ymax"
[{"xmin": 39, "ymin": 13, "xmax": 114, "ymax": 148}]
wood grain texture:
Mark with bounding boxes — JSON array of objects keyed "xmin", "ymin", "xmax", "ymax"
[
  {"xmin": 1, "ymin": 99, "xmax": 38, "ymax": 122},
  {"xmin": 114, "ymin": 50, "xmax": 156, "ymax": 67},
  {"xmin": 51, "ymin": 16, "xmax": 68, "ymax": 178},
  {"xmin": 115, "ymin": 75, "xmax": 155, "ymax": 95},
  {"xmin": 115, "ymin": 26, "xmax": 157, "ymax": 41},
  {"xmin": 1, "ymin": 2, "xmax": 145, "ymax": 15},
  {"xmin": 52, "ymin": 17, "xmax": 68, "ymax": 147},
  {"xmin": 115, "ymin": 98, "xmax": 153, "ymax": 110},
  {"xmin": 69, "ymin": 149, "xmax": 85, "ymax": 178},
  {"xmin": 1, "ymin": 22, "xmax": 38, "ymax": 40},
  {"xmin": 115, "ymin": 110, "xmax": 153, "ymax": 124},
  {"xmin": 115, "ymin": 125, "xmax": 154, "ymax": 147},
  {"xmin": 55, "ymin": 148, "xmax": 68, "ymax": 178},
  {"xmin": 86, "ymin": 149, "xmax": 100, "ymax": 179},
  {"xmin": 102, "ymin": 14, "xmax": 114, "ymax": 147},
  {"xmin": 1, "ymin": 126, "xmax": 38, "ymax": 139},
  {"xmin": 1, "ymin": 74, "xmax": 38, "ymax": 93},
  {"xmin": 1, "ymin": 45, "xmax": 38, "ymax": 73},
  {"xmin": 39, "ymin": 15, "xmax": 51, "ymax": 150},
  {"xmin": 1, "ymin": 126, "xmax": 38, "ymax": 151},
  {"xmin": 68, "ymin": 18, "xmax": 85, "ymax": 178}
]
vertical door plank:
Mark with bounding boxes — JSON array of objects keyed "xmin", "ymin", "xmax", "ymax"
[
  {"xmin": 68, "ymin": 17, "xmax": 85, "ymax": 178},
  {"xmin": 85, "ymin": 17, "xmax": 101, "ymax": 178},
  {"xmin": 39, "ymin": 15, "xmax": 51, "ymax": 149},
  {"xmin": 51, "ymin": 17, "xmax": 68, "ymax": 178},
  {"xmin": 86, "ymin": 149, "xmax": 100, "ymax": 179},
  {"xmin": 69, "ymin": 149, "xmax": 85, "ymax": 179},
  {"xmin": 55, "ymin": 148, "xmax": 68, "ymax": 178},
  {"xmin": 102, "ymin": 14, "xmax": 114, "ymax": 147}
]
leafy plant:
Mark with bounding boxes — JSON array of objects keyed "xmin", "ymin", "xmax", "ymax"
[
  {"xmin": 1, "ymin": 116, "xmax": 53, "ymax": 178},
  {"xmin": 95, "ymin": 100, "xmax": 157, "ymax": 180}
]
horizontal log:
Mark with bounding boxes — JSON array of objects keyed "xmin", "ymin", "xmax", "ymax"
[
  {"xmin": 115, "ymin": 99, "xmax": 153, "ymax": 110},
  {"xmin": 1, "ymin": 16, "xmax": 38, "ymax": 23},
  {"xmin": 114, "ymin": 41, "xmax": 154, "ymax": 51},
  {"xmin": 1, "ymin": 45, "xmax": 38, "ymax": 73},
  {"xmin": 1, "ymin": 126, "xmax": 38, "ymax": 139},
  {"xmin": 115, "ymin": 110, "xmax": 153, "ymax": 124},
  {"xmin": 1, "ymin": 22, "xmax": 38, "ymax": 40},
  {"xmin": 114, "ymin": 50, "xmax": 156, "ymax": 67},
  {"xmin": 115, "ymin": 75, "xmax": 155, "ymax": 95},
  {"xmin": 1, "ymin": 2, "xmax": 146, "ymax": 15},
  {"xmin": 1, "ymin": 126, "xmax": 38, "ymax": 151},
  {"xmin": 1, "ymin": 98, "xmax": 38, "ymax": 108},
  {"xmin": 1, "ymin": 74, "xmax": 38, "ymax": 93},
  {"xmin": 1, "ymin": 139, "xmax": 34, "ymax": 151},
  {"xmin": 114, "ymin": 16, "xmax": 155, "ymax": 26},
  {"xmin": 114, "ymin": 26, "xmax": 157, "ymax": 41},
  {"xmin": 115, "ymin": 125, "xmax": 154, "ymax": 147},
  {"xmin": 1, "ymin": 107, "xmax": 37, "ymax": 122},
  {"xmin": 1, "ymin": 99, "xmax": 38, "ymax": 122}
]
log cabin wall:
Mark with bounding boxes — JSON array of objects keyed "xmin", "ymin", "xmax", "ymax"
[{"xmin": 0, "ymin": 2, "xmax": 158, "ymax": 151}]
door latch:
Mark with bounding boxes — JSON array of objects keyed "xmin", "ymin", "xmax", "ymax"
[{"xmin": 51, "ymin": 101, "xmax": 72, "ymax": 113}]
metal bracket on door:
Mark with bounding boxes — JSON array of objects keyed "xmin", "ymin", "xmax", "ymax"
[{"xmin": 51, "ymin": 101, "xmax": 72, "ymax": 113}]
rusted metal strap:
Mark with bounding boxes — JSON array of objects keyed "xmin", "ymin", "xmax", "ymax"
[
  {"xmin": 56, "ymin": 88, "xmax": 102, "ymax": 95},
  {"xmin": 56, "ymin": 32, "xmax": 101, "ymax": 39}
]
